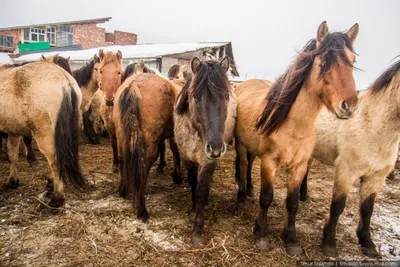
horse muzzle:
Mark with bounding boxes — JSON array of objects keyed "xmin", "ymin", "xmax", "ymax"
[
  {"xmin": 104, "ymin": 96, "xmax": 115, "ymax": 107},
  {"xmin": 334, "ymin": 100, "xmax": 354, "ymax": 119},
  {"xmin": 205, "ymin": 142, "xmax": 227, "ymax": 160}
]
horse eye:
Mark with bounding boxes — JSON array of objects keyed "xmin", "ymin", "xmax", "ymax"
[
  {"xmin": 94, "ymin": 68, "xmax": 98, "ymax": 71},
  {"xmin": 100, "ymin": 71, "xmax": 103, "ymax": 74},
  {"xmin": 118, "ymin": 71, "xmax": 121, "ymax": 75}
]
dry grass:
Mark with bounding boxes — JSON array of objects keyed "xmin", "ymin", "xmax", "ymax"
[{"xmin": 0, "ymin": 138, "xmax": 399, "ymax": 266}]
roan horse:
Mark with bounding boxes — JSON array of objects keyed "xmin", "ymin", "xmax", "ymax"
[
  {"xmin": 0, "ymin": 61, "xmax": 86, "ymax": 206},
  {"xmin": 299, "ymin": 59, "xmax": 400, "ymax": 258},
  {"xmin": 174, "ymin": 57, "xmax": 237, "ymax": 245},
  {"xmin": 113, "ymin": 69, "xmax": 176, "ymax": 221},
  {"xmin": 234, "ymin": 21, "xmax": 359, "ymax": 255}
]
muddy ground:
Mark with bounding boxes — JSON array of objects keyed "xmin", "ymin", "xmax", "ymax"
[{"xmin": 0, "ymin": 138, "xmax": 399, "ymax": 266}]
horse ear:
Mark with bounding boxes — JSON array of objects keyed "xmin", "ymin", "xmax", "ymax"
[
  {"xmin": 317, "ymin": 21, "xmax": 329, "ymax": 44},
  {"xmin": 345, "ymin": 23, "xmax": 359, "ymax": 45},
  {"xmin": 191, "ymin": 57, "xmax": 201, "ymax": 74},
  {"xmin": 181, "ymin": 64, "xmax": 187, "ymax": 72},
  {"xmin": 41, "ymin": 54, "xmax": 46, "ymax": 60},
  {"xmin": 99, "ymin": 49, "xmax": 104, "ymax": 60},
  {"xmin": 66, "ymin": 56, "xmax": 70, "ymax": 61},
  {"xmin": 139, "ymin": 60, "xmax": 145, "ymax": 69},
  {"xmin": 221, "ymin": 56, "xmax": 230, "ymax": 73},
  {"xmin": 94, "ymin": 54, "xmax": 100, "ymax": 63},
  {"xmin": 117, "ymin": 50, "xmax": 122, "ymax": 62}
]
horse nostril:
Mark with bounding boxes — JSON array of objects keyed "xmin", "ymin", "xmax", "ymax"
[
  {"xmin": 206, "ymin": 143, "xmax": 213, "ymax": 154},
  {"xmin": 221, "ymin": 143, "xmax": 227, "ymax": 156},
  {"xmin": 340, "ymin": 100, "xmax": 349, "ymax": 111}
]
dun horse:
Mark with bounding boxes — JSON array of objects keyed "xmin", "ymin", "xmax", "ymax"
[
  {"xmin": 0, "ymin": 55, "xmax": 74, "ymax": 167},
  {"xmin": 0, "ymin": 61, "xmax": 86, "ymax": 206},
  {"xmin": 174, "ymin": 57, "xmax": 237, "ymax": 245},
  {"xmin": 299, "ymin": 59, "xmax": 400, "ymax": 258},
  {"xmin": 234, "ymin": 21, "xmax": 359, "ymax": 255},
  {"xmin": 113, "ymin": 67, "xmax": 177, "ymax": 220}
]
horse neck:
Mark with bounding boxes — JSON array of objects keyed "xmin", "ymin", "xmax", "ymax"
[
  {"xmin": 358, "ymin": 88, "xmax": 400, "ymax": 140},
  {"xmin": 284, "ymin": 83, "xmax": 324, "ymax": 136}
]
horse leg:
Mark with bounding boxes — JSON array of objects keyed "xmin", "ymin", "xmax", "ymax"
[
  {"xmin": 300, "ymin": 159, "xmax": 314, "ymax": 201},
  {"xmin": 6, "ymin": 135, "xmax": 21, "ymax": 189},
  {"xmin": 34, "ymin": 132, "xmax": 65, "ymax": 207},
  {"xmin": 156, "ymin": 140, "xmax": 167, "ymax": 172},
  {"xmin": 23, "ymin": 136, "xmax": 37, "ymax": 168},
  {"xmin": 254, "ymin": 154, "xmax": 277, "ymax": 251},
  {"xmin": 357, "ymin": 174, "xmax": 386, "ymax": 258},
  {"xmin": 235, "ymin": 141, "xmax": 248, "ymax": 204},
  {"xmin": 246, "ymin": 152, "xmax": 256, "ymax": 197},
  {"xmin": 82, "ymin": 108, "xmax": 100, "ymax": 145},
  {"xmin": 170, "ymin": 138, "xmax": 182, "ymax": 184},
  {"xmin": 110, "ymin": 133, "xmax": 119, "ymax": 173},
  {"xmin": 192, "ymin": 161, "xmax": 217, "ymax": 246},
  {"xmin": 322, "ymin": 167, "xmax": 356, "ymax": 257},
  {"xmin": 283, "ymin": 163, "xmax": 308, "ymax": 255},
  {"xmin": 184, "ymin": 160, "xmax": 198, "ymax": 214}
]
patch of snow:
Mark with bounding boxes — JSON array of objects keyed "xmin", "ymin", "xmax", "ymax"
[{"xmin": 0, "ymin": 52, "xmax": 13, "ymax": 64}]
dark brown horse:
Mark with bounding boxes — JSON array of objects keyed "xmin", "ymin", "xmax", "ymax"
[
  {"xmin": 174, "ymin": 57, "xmax": 236, "ymax": 245},
  {"xmin": 235, "ymin": 22, "xmax": 359, "ymax": 255},
  {"xmin": 113, "ymin": 72, "xmax": 177, "ymax": 220}
]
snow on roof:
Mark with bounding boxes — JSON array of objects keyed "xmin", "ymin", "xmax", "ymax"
[
  {"xmin": 14, "ymin": 42, "xmax": 229, "ymax": 63},
  {"xmin": 0, "ymin": 53, "xmax": 13, "ymax": 64}
]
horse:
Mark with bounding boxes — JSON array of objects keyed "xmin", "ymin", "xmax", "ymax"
[
  {"xmin": 234, "ymin": 21, "xmax": 359, "ymax": 255},
  {"xmin": 298, "ymin": 59, "xmax": 400, "ymax": 258},
  {"xmin": 0, "ymin": 61, "xmax": 86, "ymax": 206},
  {"xmin": 113, "ymin": 71, "xmax": 177, "ymax": 221},
  {"xmin": 0, "ymin": 54, "xmax": 74, "ymax": 167},
  {"xmin": 174, "ymin": 56, "xmax": 237, "ymax": 245},
  {"xmin": 168, "ymin": 64, "xmax": 192, "ymax": 82}
]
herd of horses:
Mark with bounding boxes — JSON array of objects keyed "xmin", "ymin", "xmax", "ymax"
[{"xmin": 0, "ymin": 21, "xmax": 399, "ymax": 259}]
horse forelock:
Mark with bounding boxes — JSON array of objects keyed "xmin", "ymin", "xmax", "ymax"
[
  {"xmin": 256, "ymin": 31, "xmax": 357, "ymax": 135},
  {"xmin": 189, "ymin": 60, "xmax": 230, "ymax": 104}
]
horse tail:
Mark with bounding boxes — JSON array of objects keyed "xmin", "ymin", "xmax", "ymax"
[
  {"xmin": 117, "ymin": 86, "xmax": 148, "ymax": 220},
  {"xmin": 55, "ymin": 84, "xmax": 87, "ymax": 190}
]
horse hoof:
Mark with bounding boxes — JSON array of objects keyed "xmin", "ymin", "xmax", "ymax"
[
  {"xmin": 192, "ymin": 234, "xmax": 207, "ymax": 246},
  {"xmin": 286, "ymin": 243, "xmax": 303, "ymax": 256},
  {"xmin": 88, "ymin": 138, "xmax": 100, "ymax": 145},
  {"xmin": 246, "ymin": 187, "xmax": 254, "ymax": 197},
  {"xmin": 39, "ymin": 191, "xmax": 65, "ymax": 208},
  {"xmin": 6, "ymin": 179, "xmax": 19, "ymax": 189},
  {"xmin": 172, "ymin": 173, "xmax": 182, "ymax": 185},
  {"xmin": 361, "ymin": 246, "xmax": 381, "ymax": 258},
  {"xmin": 255, "ymin": 238, "xmax": 271, "ymax": 252},
  {"xmin": 137, "ymin": 210, "xmax": 149, "ymax": 222},
  {"xmin": 110, "ymin": 167, "xmax": 119, "ymax": 174},
  {"xmin": 322, "ymin": 244, "xmax": 338, "ymax": 258}
]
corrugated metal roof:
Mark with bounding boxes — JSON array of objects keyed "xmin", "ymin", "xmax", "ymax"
[
  {"xmin": 0, "ymin": 17, "xmax": 112, "ymax": 31},
  {"xmin": 14, "ymin": 42, "xmax": 229, "ymax": 63}
]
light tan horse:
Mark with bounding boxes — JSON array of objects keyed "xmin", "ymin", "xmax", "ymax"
[
  {"xmin": 113, "ymin": 73, "xmax": 177, "ymax": 220},
  {"xmin": 97, "ymin": 50, "xmax": 125, "ymax": 172},
  {"xmin": 299, "ymin": 59, "xmax": 400, "ymax": 258},
  {"xmin": 0, "ymin": 62, "xmax": 86, "ymax": 206},
  {"xmin": 174, "ymin": 57, "xmax": 237, "ymax": 245},
  {"xmin": 234, "ymin": 21, "xmax": 359, "ymax": 255}
]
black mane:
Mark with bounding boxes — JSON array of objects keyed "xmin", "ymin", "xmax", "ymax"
[
  {"xmin": 370, "ymin": 58, "xmax": 400, "ymax": 94},
  {"xmin": 256, "ymin": 32, "xmax": 356, "ymax": 135},
  {"xmin": 176, "ymin": 60, "xmax": 229, "ymax": 115},
  {"xmin": 73, "ymin": 60, "xmax": 95, "ymax": 87},
  {"xmin": 122, "ymin": 62, "xmax": 156, "ymax": 82}
]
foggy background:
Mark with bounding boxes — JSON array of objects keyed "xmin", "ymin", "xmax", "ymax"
[{"xmin": 1, "ymin": 0, "xmax": 398, "ymax": 89}]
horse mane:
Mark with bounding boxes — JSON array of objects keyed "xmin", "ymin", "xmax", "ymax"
[
  {"xmin": 256, "ymin": 32, "xmax": 356, "ymax": 135},
  {"xmin": 369, "ymin": 58, "xmax": 400, "ymax": 94},
  {"xmin": 52, "ymin": 56, "xmax": 72, "ymax": 75},
  {"xmin": 72, "ymin": 60, "xmax": 95, "ymax": 87},
  {"xmin": 168, "ymin": 64, "xmax": 180, "ymax": 78},
  {"xmin": 176, "ymin": 60, "xmax": 229, "ymax": 115},
  {"xmin": 122, "ymin": 62, "xmax": 156, "ymax": 82}
]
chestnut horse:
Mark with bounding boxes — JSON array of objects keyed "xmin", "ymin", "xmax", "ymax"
[
  {"xmin": 234, "ymin": 21, "xmax": 359, "ymax": 255},
  {"xmin": 174, "ymin": 57, "xmax": 237, "ymax": 245},
  {"xmin": 113, "ymin": 73, "xmax": 176, "ymax": 220},
  {"xmin": 0, "ymin": 61, "xmax": 86, "ymax": 206},
  {"xmin": 299, "ymin": 59, "xmax": 400, "ymax": 258}
]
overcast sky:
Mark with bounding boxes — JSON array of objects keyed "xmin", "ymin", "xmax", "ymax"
[{"xmin": 1, "ymin": 0, "xmax": 399, "ymax": 89}]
